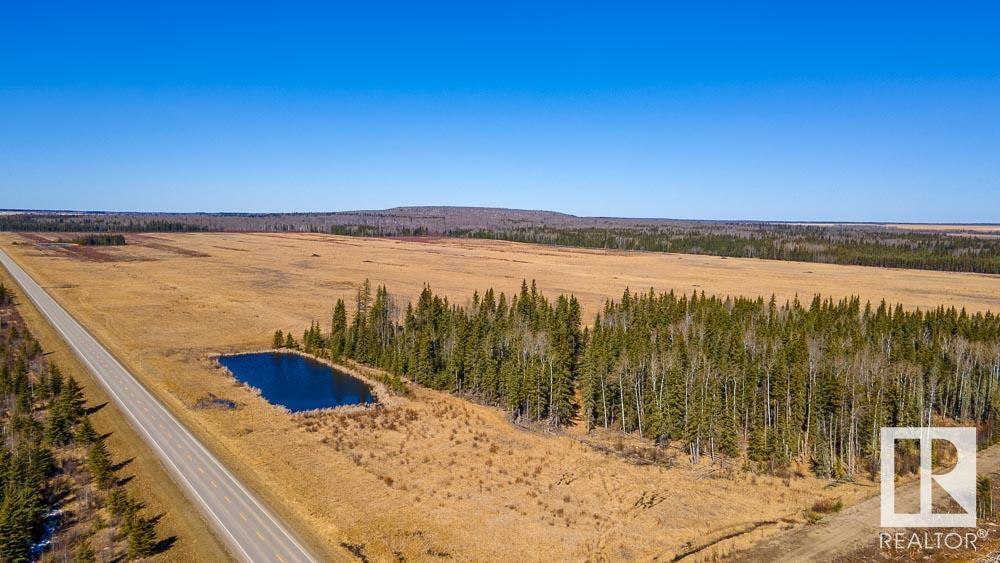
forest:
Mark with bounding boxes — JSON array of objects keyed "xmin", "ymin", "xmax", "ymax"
[
  {"xmin": 0, "ymin": 214, "xmax": 205, "ymax": 233},
  {"xmin": 0, "ymin": 282, "xmax": 161, "ymax": 561},
  {"xmin": 65, "ymin": 234, "xmax": 127, "ymax": 246},
  {"xmin": 450, "ymin": 225, "xmax": 1000, "ymax": 274},
  {"xmin": 289, "ymin": 280, "xmax": 1000, "ymax": 477}
]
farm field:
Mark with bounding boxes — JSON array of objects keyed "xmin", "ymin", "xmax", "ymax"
[{"xmin": 2, "ymin": 231, "xmax": 998, "ymax": 560}]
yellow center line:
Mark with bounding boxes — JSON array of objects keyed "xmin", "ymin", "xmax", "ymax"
[
  {"xmin": 224, "ymin": 495, "xmax": 231, "ymax": 503},
  {"xmin": 239, "ymin": 512, "xmax": 247, "ymax": 522},
  {"xmin": 276, "ymin": 554, "xmax": 285, "ymax": 563},
  {"xmin": 198, "ymin": 466, "xmax": 205, "ymax": 475},
  {"xmin": 210, "ymin": 480, "xmax": 218, "ymax": 488},
  {"xmin": 186, "ymin": 454, "xmax": 193, "ymax": 461},
  {"xmin": 255, "ymin": 530, "xmax": 265, "ymax": 541}
]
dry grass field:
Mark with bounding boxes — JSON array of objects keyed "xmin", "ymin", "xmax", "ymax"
[
  {"xmin": 2, "ymin": 231, "xmax": 997, "ymax": 561},
  {"xmin": 886, "ymin": 223, "xmax": 1000, "ymax": 233}
]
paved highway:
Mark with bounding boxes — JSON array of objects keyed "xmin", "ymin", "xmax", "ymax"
[{"xmin": 0, "ymin": 249, "xmax": 317, "ymax": 563}]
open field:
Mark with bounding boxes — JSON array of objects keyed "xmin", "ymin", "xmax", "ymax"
[
  {"xmin": 1, "ymin": 231, "xmax": 997, "ymax": 560},
  {"xmin": 9, "ymin": 231, "xmax": 997, "ymax": 320},
  {"xmin": 886, "ymin": 223, "xmax": 1000, "ymax": 233},
  {"xmin": 6, "ymin": 208, "xmax": 1000, "ymax": 274}
]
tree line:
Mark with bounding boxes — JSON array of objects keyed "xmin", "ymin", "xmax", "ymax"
[
  {"xmin": 290, "ymin": 280, "xmax": 1000, "ymax": 476},
  {"xmin": 64, "ymin": 234, "xmax": 127, "ymax": 246},
  {"xmin": 449, "ymin": 225, "xmax": 1000, "ymax": 274},
  {"xmin": 7, "ymin": 210, "xmax": 997, "ymax": 274},
  {"xmin": 0, "ymin": 282, "xmax": 160, "ymax": 561},
  {"xmin": 0, "ymin": 214, "xmax": 205, "ymax": 233}
]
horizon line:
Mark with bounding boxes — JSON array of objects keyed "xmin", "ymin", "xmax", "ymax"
[{"xmin": 1, "ymin": 207, "xmax": 997, "ymax": 226}]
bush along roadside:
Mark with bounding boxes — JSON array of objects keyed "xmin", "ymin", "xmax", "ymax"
[{"xmin": 0, "ymin": 281, "xmax": 164, "ymax": 561}]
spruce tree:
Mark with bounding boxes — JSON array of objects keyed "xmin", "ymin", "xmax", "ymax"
[
  {"xmin": 74, "ymin": 540, "xmax": 96, "ymax": 563},
  {"xmin": 330, "ymin": 299, "xmax": 347, "ymax": 360},
  {"xmin": 87, "ymin": 440, "xmax": 114, "ymax": 489},
  {"xmin": 127, "ymin": 515, "xmax": 158, "ymax": 559},
  {"xmin": 45, "ymin": 403, "xmax": 73, "ymax": 446},
  {"xmin": 59, "ymin": 376, "xmax": 86, "ymax": 423},
  {"xmin": 75, "ymin": 417, "xmax": 98, "ymax": 444}
]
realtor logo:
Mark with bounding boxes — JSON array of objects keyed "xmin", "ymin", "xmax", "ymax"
[{"xmin": 880, "ymin": 427, "xmax": 977, "ymax": 528}]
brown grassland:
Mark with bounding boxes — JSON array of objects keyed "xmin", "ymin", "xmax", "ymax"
[
  {"xmin": 2, "ymin": 231, "xmax": 999, "ymax": 561},
  {"xmin": 886, "ymin": 223, "xmax": 1000, "ymax": 234}
]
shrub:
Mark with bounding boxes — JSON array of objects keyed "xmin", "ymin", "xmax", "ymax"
[{"xmin": 810, "ymin": 497, "xmax": 843, "ymax": 514}]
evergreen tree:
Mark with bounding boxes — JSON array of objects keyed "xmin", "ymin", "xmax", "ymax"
[
  {"xmin": 74, "ymin": 540, "xmax": 96, "ymax": 563},
  {"xmin": 107, "ymin": 487, "xmax": 139, "ymax": 524},
  {"xmin": 59, "ymin": 376, "xmax": 86, "ymax": 423},
  {"xmin": 329, "ymin": 299, "xmax": 347, "ymax": 360},
  {"xmin": 45, "ymin": 402, "xmax": 73, "ymax": 446},
  {"xmin": 48, "ymin": 364, "xmax": 64, "ymax": 398},
  {"xmin": 0, "ymin": 487, "xmax": 36, "ymax": 562},
  {"xmin": 75, "ymin": 417, "xmax": 98, "ymax": 444},
  {"xmin": 87, "ymin": 440, "xmax": 114, "ymax": 489},
  {"xmin": 127, "ymin": 515, "xmax": 158, "ymax": 559}
]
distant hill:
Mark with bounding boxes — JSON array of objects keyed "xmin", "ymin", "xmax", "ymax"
[
  {"xmin": 0, "ymin": 206, "xmax": 724, "ymax": 233},
  {"xmin": 3, "ymin": 206, "xmax": 995, "ymax": 234}
]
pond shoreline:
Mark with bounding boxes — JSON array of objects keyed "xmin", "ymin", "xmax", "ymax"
[{"xmin": 210, "ymin": 349, "xmax": 399, "ymax": 415}]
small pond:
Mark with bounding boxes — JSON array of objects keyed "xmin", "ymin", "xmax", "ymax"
[{"xmin": 217, "ymin": 352, "xmax": 375, "ymax": 412}]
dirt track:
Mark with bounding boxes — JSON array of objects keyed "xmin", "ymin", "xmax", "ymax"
[{"xmin": 735, "ymin": 445, "xmax": 1000, "ymax": 562}]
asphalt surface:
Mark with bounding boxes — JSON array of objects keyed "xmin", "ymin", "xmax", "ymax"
[{"xmin": 0, "ymin": 249, "xmax": 317, "ymax": 563}]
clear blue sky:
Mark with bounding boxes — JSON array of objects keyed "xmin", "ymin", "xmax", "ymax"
[{"xmin": 2, "ymin": 1, "xmax": 998, "ymax": 221}]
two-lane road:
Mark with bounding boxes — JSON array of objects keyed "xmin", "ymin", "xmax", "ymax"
[{"xmin": 0, "ymin": 249, "xmax": 317, "ymax": 563}]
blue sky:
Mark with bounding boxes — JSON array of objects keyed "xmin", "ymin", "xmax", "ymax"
[{"xmin": 1, "ymin": 2, "xmax": 998, "ymax": 221}]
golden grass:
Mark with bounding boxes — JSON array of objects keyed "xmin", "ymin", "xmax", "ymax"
[
  {"xmin": 2, "ymin": 231, "xmax": 995, "ymax": 560},
  {"xmin": 886, "ymin": 223, "xmax": 1000, "ymax": 233}
]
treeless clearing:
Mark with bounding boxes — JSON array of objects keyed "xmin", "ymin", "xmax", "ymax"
[
  {"xmin": 1, "ymin": 232, "xmax": 996, "ymax": 561},
  {"xmin": 886, "ymin": 223, "xmax": 1000, "ymax": 233}
]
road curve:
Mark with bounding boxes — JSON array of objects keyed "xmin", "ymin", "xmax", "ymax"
[{"xmin": 0, "ymin": 249, "xmax": 317, "ymax": 563}]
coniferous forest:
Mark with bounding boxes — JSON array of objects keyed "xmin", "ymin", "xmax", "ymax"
[
  {"xmin": 0, "ymin": 282, "xmax": 161, "ymax": 561},
  {"xmin": 66, "ymin": 234, "xmax": 127, "ymax": 246},
  {"xmin": 0, "ymin": 214, "xmax": 205, "ymax": 233},
  {"xmin": 291, "ymin": 280, "xmax": 1000, "ymax": 477}
]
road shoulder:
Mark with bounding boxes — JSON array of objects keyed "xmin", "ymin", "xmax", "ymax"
[{"xmin": 0, "ymin": 261, "xmax": 232, "ymax": 562}]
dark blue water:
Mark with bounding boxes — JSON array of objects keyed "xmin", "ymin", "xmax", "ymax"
[{"xmin": 218, "ymin": 352, "xmax": 375, "ymax": 412}]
